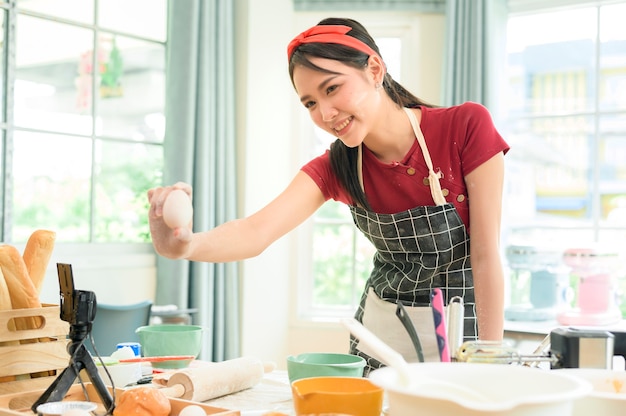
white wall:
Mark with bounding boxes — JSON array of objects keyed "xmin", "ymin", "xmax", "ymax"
[
  {"xmin": 34, "ymin": 243, "xmax": 156, "ymax": 306},
  {"xmin": 235, "ymin": 0, "xmax": 296, "ymax": 369},
  {"xmin": 236, "ymin": 2, "xmax": 445, "ymax": 369}
]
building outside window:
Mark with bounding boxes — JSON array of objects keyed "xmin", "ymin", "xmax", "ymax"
[{"xmin": 503, "ymin": 2, "xmax": 626, "ymax": 318}]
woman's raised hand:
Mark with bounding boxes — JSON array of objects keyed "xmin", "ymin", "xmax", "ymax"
[{"xmin": 147, "ymin": 182, "xmax": 194, "ymax": 259}]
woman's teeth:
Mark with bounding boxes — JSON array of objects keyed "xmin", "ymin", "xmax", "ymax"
[{"xmin": 334, "ymin": 117, "xmax": 352, "ymax": 133}]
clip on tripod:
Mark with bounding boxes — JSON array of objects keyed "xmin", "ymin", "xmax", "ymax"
[{"xmin": 31, "ymin": 263, "xmax": 115, "ymax": 413}]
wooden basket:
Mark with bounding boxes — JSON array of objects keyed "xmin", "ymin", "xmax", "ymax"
[
  {"xmin": 0, "ymin": 383, "xmax": 239, "ymax": 415},
  {"xmin": 0, "ymin": 305, "xmax": 70, "ymax": 395}
]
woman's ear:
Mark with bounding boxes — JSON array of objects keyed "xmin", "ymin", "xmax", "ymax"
[{"xmin": 367, "ymin": 54, "xmax": 386, "ymax": 85}]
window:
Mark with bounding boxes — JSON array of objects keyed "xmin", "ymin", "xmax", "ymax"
[
  {"xmin": 503, "ymin": 2, "xmax": 626, "ymax": 317},
  {"xmin": 2, "ymin": 0, "xmax": 167, "ymax": 243}
]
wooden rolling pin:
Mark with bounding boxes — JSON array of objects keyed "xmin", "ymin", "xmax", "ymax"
[{"xmin": 159, "ymin": 356, "xmax": 273, "ymax": 401}]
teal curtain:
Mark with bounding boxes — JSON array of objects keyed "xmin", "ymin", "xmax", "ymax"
[
  {"xmin": 442, "ymin": 0, "xmax": 508, "ymax": 108},
  {"xmin": 157, "ymin": 0, "xmax": 239, "ymax": 362}
]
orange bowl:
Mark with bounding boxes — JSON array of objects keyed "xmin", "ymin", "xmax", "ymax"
[{"xmin": 291, "ymin": 376, "xmax": 383, "ymax": 416}]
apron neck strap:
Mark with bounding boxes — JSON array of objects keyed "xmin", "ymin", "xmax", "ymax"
[
  {"xmin": 403, "ymin": 107, "xmax": 446, "ymax": 206},
  {"xmin": 355, "ymin": 108, "xmax": 447, "ymax": 206}
]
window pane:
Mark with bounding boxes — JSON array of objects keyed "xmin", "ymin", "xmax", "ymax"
[
  {"xmin": 12, "ymin": 131, "xmax": 91, "ymax": 242},
  {"xmin": 507, "ymin": 115, "xmax": 594, "ymax": 224},
  {"xmin": 93, "ymin": 140, "xmax": 163, "ymax": 242},
  {"xmin": 96, "ymin": 34, "xmax": 165, "ymax": 142},
  {"xmin": 599, "ymin": 3, "xmax": 626, "ymax": 112},
  {"xmin": 599, "ymin": 113, "xmax": 626, "ymax": 224},
  {"xmin": 15, "ymin": 15, "xmax": 94, "ymax": 135},
  {"xmin": 0, "ymin": 10, "xmax": 4, "ymax": 121},
  {"xmin": 506, "ymin": 8, "xmax": 597, "ymax": 115},
  {"xmin": 0, "ymin": 130, "xmax": 4, "ymax": 236},
  {"xmin": 17, "ymin": 0, "xmax": 94, "ymax": 24},
  {"xmin": 98, "ymin": 0, "xmax": 167, "ymax": 42},
  {"xmin": 312, "ymin": 202, "xmax": 375, "ymax": 309}
]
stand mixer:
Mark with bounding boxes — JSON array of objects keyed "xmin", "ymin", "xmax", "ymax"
[
  {"xmin": 505, "ymin": 245, "xmax": 569, "ymax": 321},
  {"xmin": 557, "ymin": 246, "xmax": 623, "ymax": 326}
]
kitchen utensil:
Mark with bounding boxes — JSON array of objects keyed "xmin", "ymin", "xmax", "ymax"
[
  {"xmin": 135, "ymin": 324, "xmax": 203, "ymax": 369},
  {"xmin": 430, "ymin": 288, "xmax": 450, "ymax": 362},
  {"xmin": 291, "ymin": 376, "xmax": 383, "ymax": 416},
  {"xmin": 369, "ymin": 362, "xmax": 592, "ymax": 416},
  {"xmin": 119, "ymin": 355, "xmax": 196, "ymax": 363},
  {"xmin": 556, "ymin": 368, "xmax": 626, "ymax": 415},
  {"xmin": 447, "ymin": 296, "xmax": 465, "ymax": 360},
  {"xmin": 286, "ymin": 352, "xmax": 365, "ymax": 382},
  {"xmin": 457, "ymin": 340, "xmax": 559, "ymax": 366},
  {"xmin": 340, "ymin": 318, "xmax": 410, "ymax": 381},
  {"xmin": 158, "ymin": 356, "xmax": 266, "ymax": 402},
  {"xmin": 340, "ymin": 318, "xmax": 490, "ymax": 401},
  {"xmin": 395, "ymin": 303, "xmax": 424, "ymax": 362}
]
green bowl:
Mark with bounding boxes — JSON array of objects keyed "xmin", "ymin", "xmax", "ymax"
[
  {"xmin": 135, "ymin": 324, "xmax": 203, "ymax": 369},
  {"xmin": 287, "ymin": 352, "xmax": 366, "ymax": 383}
]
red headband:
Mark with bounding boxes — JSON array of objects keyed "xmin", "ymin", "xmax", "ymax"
[{"xmin": 287, "ymin": 24, "xmax": 379, "ymax": 62}]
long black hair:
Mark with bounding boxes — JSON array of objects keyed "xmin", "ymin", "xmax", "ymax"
[{"xmin": 289, "ymin": 17, "xmax": 434, "ymax": 209}]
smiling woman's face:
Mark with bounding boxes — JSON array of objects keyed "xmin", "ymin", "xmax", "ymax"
[{"xmin": 292, "ymin": 57, "xmax": 381, "ymax": 148}]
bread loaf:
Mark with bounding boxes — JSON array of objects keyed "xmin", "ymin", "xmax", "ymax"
[
  {"xmin": 0, "ymin": 268, "xmax": 18, "ymax": 339},
  {"xmin": 113, "ymin": 387, "xmax": 171, "ymax": 416},
  {"xmin": 22, "ymin": 229, "xmax": 56, "ymax": 294},
  {"xmin": 0, "ymin": 245, "xmax": 43, "ymax": 330},
  {"xmin": 0, "ymin": 268, "xmax": 14, "ymax": 311},
  {"xmin": 0, "ymin": 244, "xmax": 51, "ymax": 378},
  {"xmin": 0, "ymin": 268, "xmax": 18, "ymax": 382}
]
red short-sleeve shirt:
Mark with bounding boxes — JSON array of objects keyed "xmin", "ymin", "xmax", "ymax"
[{"xmin": 301, "ymin": 102, "xmax": 510, "ymax": 229}]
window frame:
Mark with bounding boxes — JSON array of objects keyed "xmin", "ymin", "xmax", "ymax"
[{"xmin": 1, "ymin": 1, "xmax": 167, "ymax": 244}]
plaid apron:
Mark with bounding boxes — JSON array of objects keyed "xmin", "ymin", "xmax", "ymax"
[{"xmin": 348, "ymin": 108, "xmax": 478, "ymax": 375}]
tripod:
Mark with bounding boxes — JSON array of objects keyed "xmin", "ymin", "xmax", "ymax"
[{"xmin": 30, "ymin": 320, "xmax": 115, "ymax": 413}]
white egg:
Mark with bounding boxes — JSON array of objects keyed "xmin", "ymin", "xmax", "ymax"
[
  {"xmin": 162, "ymin": 189, "xmax": 193, "ymax": 229},
  {"xmin": 61, "ymin": 409, "xmax": 91, "ymax": 416},
  {"xmin": 179, "ymin": 404, "xmax": 207, "ymax": 416}
]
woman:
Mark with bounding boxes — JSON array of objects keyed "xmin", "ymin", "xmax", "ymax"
[{"xmin": 148, "ymin": 17, "xmax": 509, "ymax": 375}]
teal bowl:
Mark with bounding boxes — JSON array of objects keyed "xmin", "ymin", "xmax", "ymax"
[
  {"xmin": 135, "ymin": 324, "xmax": 203, "ymax": 369},
  {"xmin": 287, "ymin": 352, "xmax": 366, "ymax": 383}
]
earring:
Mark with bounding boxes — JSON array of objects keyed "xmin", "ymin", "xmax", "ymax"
[{"xmin": 375, "ymin": 82, "xmax": 382, "ymax": 90}]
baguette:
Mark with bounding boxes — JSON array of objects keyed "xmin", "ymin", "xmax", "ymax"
[
  {"xmin": 0, "ymin": 244, "xmax": 44, "ymax": 342},
  {"xmin": 0, "ymin": 245, "xmax": 42, "ymax": 313},
  {"xmin": 0, "ymin": 267, "xmax": 14, "ymax": 311},
  {"xmin": 0, "ymin": 267, "xmax": 19, "ymax": 350},
  {"xmin": 22, "ymin": 229, "xmax": 56, "ymax": 295},
  {"xmin": 0, "ymin": 244, "xmax": 53, "ymax": 378},
  {"xmin": 0, "ymin": 255, "xmax": 25, "ymax": 381}
]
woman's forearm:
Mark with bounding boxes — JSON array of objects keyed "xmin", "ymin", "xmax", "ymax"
[{"xmin": 185, "ymin": 218, "xmax": 272, "ymax": 263}]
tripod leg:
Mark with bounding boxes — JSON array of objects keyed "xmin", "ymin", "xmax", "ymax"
[
  {"xmin": 30, "ymin": 344, "xmax": 115, "ymax": 414},
  {"xmin": 30, "ymin": 364, "xmax": 80, "ymax": 412},
  {"xmin": 78, "ymin": 346, "xmax": 115, "ymax": 412}
]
